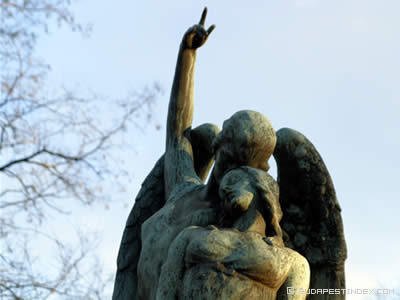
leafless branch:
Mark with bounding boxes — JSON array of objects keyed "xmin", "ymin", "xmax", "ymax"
[{"xmin": 1, "ymin": 1, "xmax": 161, "ymax": 299}]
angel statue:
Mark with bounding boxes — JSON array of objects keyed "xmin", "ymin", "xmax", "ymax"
[{"xmin": 112, "ymin": 8, "xmax": 347, "ymax": 300}]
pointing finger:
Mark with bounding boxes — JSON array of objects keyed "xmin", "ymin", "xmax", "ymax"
[{"xmin": 199, "ymin": 7, "xmax": 208, "ymax": 26}]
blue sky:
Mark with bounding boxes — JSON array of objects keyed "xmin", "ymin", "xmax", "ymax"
[{"xmin": 37, "ymin": 1, "xmax": 400, "ymax": 299}]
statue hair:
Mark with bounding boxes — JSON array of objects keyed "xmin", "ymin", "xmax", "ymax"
[{"xmin": 212, "ymin": 110, "xmax": 277, "ymax": 171}]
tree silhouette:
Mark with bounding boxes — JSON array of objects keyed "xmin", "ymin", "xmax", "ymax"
[{"xmin": 0, "ymin": 1, "xmax": 160, "ymax": 298}]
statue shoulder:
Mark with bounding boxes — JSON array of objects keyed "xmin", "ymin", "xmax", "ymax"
[{"xmin": 142, "ymin": 182, "xmax": 204, "ymax": 235}]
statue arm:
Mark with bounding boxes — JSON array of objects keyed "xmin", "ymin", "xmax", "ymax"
[
  {"xmin": 157, "ymin": 227, "xmax": 309, "ymax": 299},
  {"xmin": 276, "ymin": 251, "xmax": 310, "ymax": 300},
  {"xmin": 164, "ymin": 8, "xmax": 215, "ymax": 199}
]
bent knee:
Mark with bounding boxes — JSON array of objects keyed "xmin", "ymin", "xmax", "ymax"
[{"xmin": 288, "ymin": 251, "xmax": 310, "ymax": 289}]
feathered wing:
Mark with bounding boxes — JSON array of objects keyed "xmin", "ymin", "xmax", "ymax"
[
  {"xmin": 112, "ymin": 123, "xmax": 219, "ymax": 300},
  {"xmin": 273, "ymin": 128, "xmax": 347, "ymax": 299},
  {"xmin": 112, "ymin": 156, "xmax": 165, "ymax": 300}
]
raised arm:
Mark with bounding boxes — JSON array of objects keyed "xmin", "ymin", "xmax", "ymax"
[{"xmin": 164, "ymin": 8, "xmax": 215, "ymax": 199}]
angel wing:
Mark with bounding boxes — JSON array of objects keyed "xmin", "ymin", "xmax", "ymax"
[
  {"xmin": 273, "ymin": 128, "xmax": 347, "ymax": 298},
  {"xmin": 112, "ymin": 123, "xmax": 219, "ymax": 300}
]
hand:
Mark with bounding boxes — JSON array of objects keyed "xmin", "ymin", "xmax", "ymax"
[{"xmin": 183, "ymin": 7, "xmax": 216, "ymax": 49}]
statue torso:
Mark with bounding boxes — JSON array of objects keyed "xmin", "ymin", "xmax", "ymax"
[
  {"xmin": 138, "ymin": 182, "xmax": 217, "ymax": 300},
  {"xmin": 138, "ymin": 181, "xmax": 291, "ymax": 300}
]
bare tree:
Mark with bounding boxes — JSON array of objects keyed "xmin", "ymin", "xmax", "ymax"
[{"xmin": 0, "ymin": 1, "xmax": 160, "ymax": 299}]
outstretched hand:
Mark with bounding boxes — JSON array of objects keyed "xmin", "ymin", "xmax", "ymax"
[{"xmin": 183, "ymin": 7, "xmax": 216, "ymax": 49}]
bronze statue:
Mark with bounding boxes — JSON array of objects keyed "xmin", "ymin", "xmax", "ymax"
[{"xmin": 112, "ymin": 8, "xmax": 346, "ymax": 300}]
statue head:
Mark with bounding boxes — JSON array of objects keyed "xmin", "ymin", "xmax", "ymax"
[
  {"xmin": 212, "ymin": 110, "xmax": 276, "ymax": 184},
  {"xmin": 218, "ymin": 166, "xmax": 282, "ymax": 236}
]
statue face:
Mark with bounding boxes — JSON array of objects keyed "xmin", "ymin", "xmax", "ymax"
[
  {"xmin": 213, "ymin": 144, "xmax": 238, "ymax": 185},
  {"xmin": 212, "ymin": 120, "xmax": 247, "ymax": 185},
  {"xmin": 218, "ymin": 169, "xmax": 255, "ymax": 219}
]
